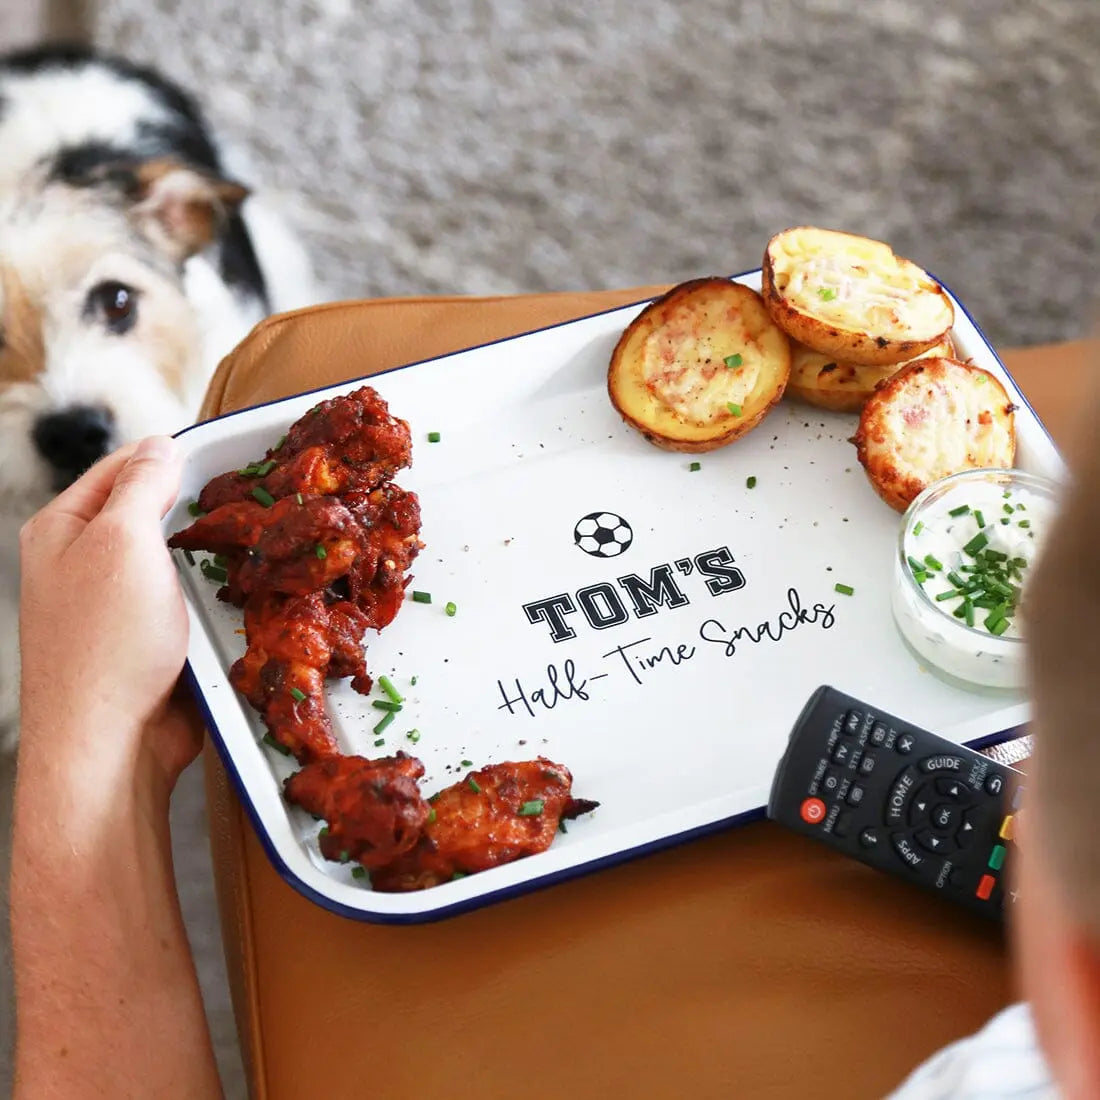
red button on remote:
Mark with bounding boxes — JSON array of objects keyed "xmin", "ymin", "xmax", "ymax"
[
  {"xmin": 800, "ymin": 797, "xmax": 827, "ymax": 825},
  {"xmin": 976, "ymin": 874, "xmax": 996, "ymax": 901}
]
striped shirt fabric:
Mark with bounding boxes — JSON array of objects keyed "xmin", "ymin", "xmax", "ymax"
[{"xmin": 887, "ymin": 1004, "xmax": 1058, "ymax": 1099}]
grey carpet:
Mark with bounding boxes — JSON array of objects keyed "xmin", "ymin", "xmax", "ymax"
[{"xmin": 5, "ymin": 1, "xmax": 1099, "ymax": 1097}]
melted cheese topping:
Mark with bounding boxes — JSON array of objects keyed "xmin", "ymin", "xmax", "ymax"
[
  {"xmin": 641, "ymin": 302, "xmax": 762, "ymax": 424},
  {"xmin": 770, "ymin": 229, "xmax": 952, "ymax": 340},
  {"xmin": 879, "ymin": 369, "xmax": 1014, "ymax": 479}
]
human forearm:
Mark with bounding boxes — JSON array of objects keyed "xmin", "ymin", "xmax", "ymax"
[{"xmin": 11, "ymin": 726, "xmax": 221, "ymax": 1099}]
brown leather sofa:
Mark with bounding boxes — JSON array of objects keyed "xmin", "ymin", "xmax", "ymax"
[{"xmin": 199, "ymin": 288, "xmax": 1092, "ymax": 1099}]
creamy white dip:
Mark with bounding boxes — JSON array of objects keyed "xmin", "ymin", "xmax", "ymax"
[{"xmin": 891, "ymin": 469, "xmax": 1058, "ymax": 690}]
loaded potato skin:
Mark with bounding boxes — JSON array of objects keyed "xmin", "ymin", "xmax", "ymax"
[
  {"xmin": 786, "ymin": 333, "xmax": 956, "ymax": 413},
  {"xmin": 608, "ymin": 278, "xmax": 791, "ymax": 453},
  {"xmin": 762, "ymin": 227, "xmax": 954, "ymax": 368},
  {"xmin": 851, "ymin": 357, "xmax": 1017, "ymax": 512}
]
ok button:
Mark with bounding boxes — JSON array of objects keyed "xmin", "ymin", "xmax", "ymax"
[{"xmin": 931, "ymin": 803, "xmax": 958, "ymax": 831}]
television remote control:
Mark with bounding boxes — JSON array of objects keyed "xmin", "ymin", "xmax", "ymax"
[{"xmin": 766, "ymin": 685, "xmax": 1024, "ymax": 919}]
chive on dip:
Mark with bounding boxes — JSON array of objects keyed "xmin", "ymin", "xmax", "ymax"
[{"xmin": 891, "ymin": 469, "xmax": 1058, "ymax": 691}]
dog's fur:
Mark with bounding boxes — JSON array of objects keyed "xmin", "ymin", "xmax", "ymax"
[{"xmin": 0, "ymin": 44, "xmax": 317, "ymax": 751}]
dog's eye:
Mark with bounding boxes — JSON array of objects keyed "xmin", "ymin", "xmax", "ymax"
[{"xmin": 84, "ymin": 281, "xmax": 139, "ymax": 335}]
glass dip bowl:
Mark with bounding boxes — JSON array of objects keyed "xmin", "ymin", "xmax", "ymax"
[{"xmin": 891, "ymin": 468, "xmax": 1060, "ymax": 692}]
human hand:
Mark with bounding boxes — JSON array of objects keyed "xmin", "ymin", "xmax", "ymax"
[{"xmin": 19, "ymin": 436, "xmax": 200, "ymax": 796}]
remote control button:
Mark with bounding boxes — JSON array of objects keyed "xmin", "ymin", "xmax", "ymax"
[
  {"xmin": 868, "ymin": 722, "xmax": 887, "ymax": 747},
  {"xmin": 843, "ymin": 709, "xmax": 862, "ymax": 736},
  {"xmin": 859, "ymin": 828, "xmax": 879, "ymax": 849},
  {"xmin": 822, "ymin": 770, "xmax": 842, "ymax": 794},
  {"xmin": 832, "ymin": 813, "xmax": 852, "ymax": 839},
  {"xmin": 956, "ymin": 809, "xmax": 981, "ymax": 847},
  {"xmin": 800, "ymin": 797, "xmax": 827, "ymax": 825},
  {"xmin": 919, "ymin": 754, "xmax": 965, "ymax": 775},
  {"xmin": 916, "ymin": 828, "xmax": 950, "ymax": 854},
  {"xmin": 935, "ymin": 778, "xmax": 970, "ymax": 801},
  {"xmin": 985, "ymin": 772, "xmax": 1005, "ymax": 796},
  {"xmin": 1012, "ymin": 786, "xmax": 1026, "ymax": 811},
  {"xmin": 858, "ymin": 752, "xmax": 876, "ymax": 777},
  {"xmin": 908, "ymin": 787, "xmax": 932, "ymax": 826},
  {"xmin": 976, "ymin": 874, "xmax": 996, "ymax": 901},
  {"xmin": 895, "ymin": 732, "xmax": 915, "ymax": 754},
  {"xmin": 988, "ymin": 844, "xmax": 1007, "ymax": 871},
  {"xmin": 999, "ymin": 815, "xmax": 1015, "ymax": 841},
  {"xmin": 948, "ymin": 865, "xmax": 967, "ymax": 889},
  {"xmin": 832, "ymin": 741, "xmax": 852, "ymax": 766},
  {"xmin": 931, "ymin": 803, "xmax": 958, "ymax": 832},
  {"xmin": 846, "ymin": 784, "xmax": 865, "ymax": 807},
  {"xmin": 891, "ymin": 832, "xmax": 925, "ymax": 870},
  {"xmin": 885, "ymin": 767, "xmax": 919, "ymax": 825}
]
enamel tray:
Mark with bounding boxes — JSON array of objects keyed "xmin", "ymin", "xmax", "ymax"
[{"xmin": 169, "ymin": 269, "xmax": 1063, "ymax": 922}]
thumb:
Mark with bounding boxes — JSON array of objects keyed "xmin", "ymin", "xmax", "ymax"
[{"xmin": 101, "ymin": 435, "xmax": 182, "ymax": 521}]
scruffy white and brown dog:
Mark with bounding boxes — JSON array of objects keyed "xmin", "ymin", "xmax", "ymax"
[{"xmin": 0, "ymin": 45, "xmax": 317, "ymax": 750}]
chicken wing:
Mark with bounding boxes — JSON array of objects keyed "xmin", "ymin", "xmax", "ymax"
[
  {"xmin": 370, "ymin": 758, "xmax": 599, "ymax": 892},
  {"xmin": 197, "ymin": 387, "xmax": 412, "ymax": 512},
  {"xmin": 283, "ymin": 753, "xmax": 430, "ymax": 869}
]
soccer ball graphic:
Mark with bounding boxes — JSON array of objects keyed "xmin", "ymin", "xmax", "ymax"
[{"xmin": 573, "ymin": 511, "xmax": 633, "ymax": 558}]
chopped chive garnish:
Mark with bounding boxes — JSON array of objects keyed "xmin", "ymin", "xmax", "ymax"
[
  {"xmin": 187, "ymin": 500, "xmax": 204, "ymax": 517},
  {"xmin": 276, "ymin": 435, "xmax": 287, "ymax": 449},
  {"xmin": 913, "ymin": 570, "xmax": 929, "ymax": 584},
  {"xmin": 213, "ymin": 553, "xmax": 229, "ymax": 568},
  {"xmin": 410, "ymin": 675, "xmax": 418, "ymax": 685},
  {"xmin": 412, "ymin": 591, "xmax": 432, "ymax": 604},
  {"xmin": 1018, "ymin": 520, "xmax": 1031, "ymax": 529},
  {"xmin": 445, "ymin": 601, "xmax": 457, "ymax": 617},
  {"xmin": 461, "ymin": 759, "xmax": 473, "ymax": 767},
  {"xmin": 935, "ymin": 590, "xmax": 961, "ymax": 602},
  {"xmin": 371, "ymin": 700, "xmax": 402, "ymax": 712},
  {"xmin": 452, "ymin": 872, "xmax": 468, "ymax": 881},
  {"xmin": 257, "ymin": 459, "xmax": 277, "ymax": 476},
  {"xmin": 251, "ymin": 486, "xmax": 275, "ymax": 508},
  {"xmin": 948, "ymin": 504, "xmax": 971, "ymax": 517},
  {"xmin": 183, "ymin": 549, "xmax": 196, "ymax": 566},
  {"xmin": 923, "ymin": 554, "xmax": 943, "ymax": 571},
  {"xmin": 1003, "ymin": 503, "xmax": 1014, "ymax": 514},
  {"xmin": 351, "ymin": 866, "xmax": 367, "ymax": 880},
  {"xmin": 374, "ymin": 738, "xmax": 385, "ymax": 747},
  {"xmin": 912, "ymin": 520, "xmax": 923, "ymax": 535},
  {"xmin": 517, "ymin": 799, "xmax": 545, "ymax": 817},
  {"xmin": 818, "ymin": 287, "xmax": 837, "ymax": 301},
  {"xmin": 296, "ymin": 493, "xmax": 304, "ymax": 505},
  {"xmin": 1000, "ymin": 517, "xmax": 1010, "ymax": 525},
  {"xmin": 726, "ymin": 403, "xmax": 742, "ymax": 417},
  {"xmin": 689, "ymin": 461, "xmax": 701, "ymax": 472},
  {"xmin": 290, "ymin": 686, "xmax": 306, "ymax": 702},
  {"xmin": 200, "ymin": 560, "xmax": 228, "ymax": 584},
  {"xmin": 973, "ymin": 510, "xmax": 986, "ymax": 529},
  {"xmin": 746, "ymin": 475, "xmax": 757, "ymax": 489},
  {"xmin": 427, "ymin": 808, "xmax": 437, "ymax": 824},
  {"xmin": 262, "ymin": 733, "xmax": 292, "ymax": 756},
  {"xmin": 373, "ymin": 710, "xmax": 395, "ymax": 736},
  {"xmin": 315, "ymin": 543, "xmax": 327, "ymax": 559},
  {"xmin": 1003, "ymin": 490, "xmax": 1012, "ymax": 498},
  {"xmin": 984, "ymin": 549, "xmax": 1008, "ymax": 562},
  {"xmin": 406, "ymin": 729, "xmax": 421, "ymax": 743},
  {"xmin": 834, "ymin": 583, "xmax": 854, "ymax": 596},
  {"xmin": 427, "ymin": 431, "xmax": 441, "ymax": 443},
  {"xmin": 964, "ymin": 600, "xmax": 975, "ymax": 627},
  {"xmin": 963, "ymin": 533, "xmax": 989, "ymax": 556},
  {"xmin": 318, "ymin": 825, "xmax": 329, "ymax": 838},
  {"xmin": 339, "ymin": 850, "xmax": 350, "ymax": 863},
  {"xmin": 467, "ymin": 777, "xmax": 481, "ymax": 794},
  {"xmin": 907, "ymin": 555, "xmax": 925, "ymax": 573},
  {"xmin": 1016, "ymin": 503, "xmax": 1026, "ymax": 512},
  {"xmin": 379, "ymin": 675, "xmax": 403, "ymax": 704},
  {"xmin": 723, "ymin": 353, "xmax": 743, "ymax": 369},
  {"xmin": 947, "ymin": 571, "xmax": 966, "ymax": 589},
  {"xmin": 559, "ymin": 819, "xmax": 568, "ymax": 834},
  {"xmin": 989, "ymin": 619, "xmax": 1010, "ymax": 636},
  {"xmin": 1012, "ymin": 557, "xmax": 1027, "ymax": 567},
  {"xmin": 984, "ymin": 611, "xmax": 1007, "ymax": 632}
]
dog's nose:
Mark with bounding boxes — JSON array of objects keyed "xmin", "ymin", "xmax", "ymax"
[{"xmin": 32, "ymin": 405, "xmax": 116, "ymax": 486}]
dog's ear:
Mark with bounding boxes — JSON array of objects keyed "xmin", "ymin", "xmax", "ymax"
[{"xmin": 126, "ymin": 158, "xmax": 249, "ymax": 262}]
